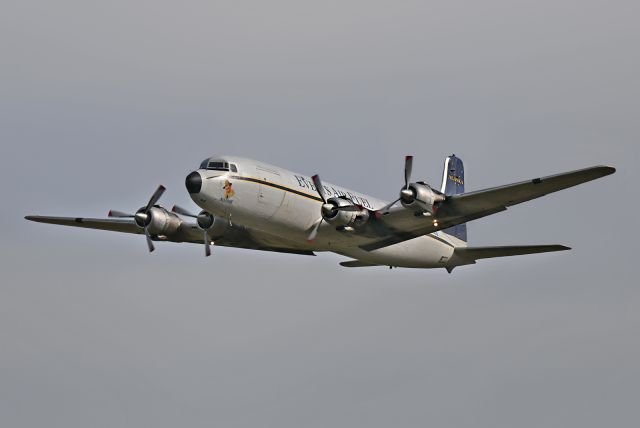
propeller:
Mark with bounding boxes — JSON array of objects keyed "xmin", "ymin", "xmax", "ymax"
[
  {"xmin": 404, "ymin": 155, "xmax": 413, "ymax": 189},
  {"xmin": 377, "ymin": 155, "xmax": 414, "ymax": 213},
  {"xmin": 306, "ymin": 174, "xmax": 362, "ymax": 242},
  {"xmin": 108, "ymin": 185, "xmax": 166, "ymax": 252},
  {"xmin": 172, "ymin": 205, "xmax": 214, "ymax": 257}
]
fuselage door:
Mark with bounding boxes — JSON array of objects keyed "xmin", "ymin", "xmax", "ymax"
[{"xmin": 255, "ymin": 166, "xmax": 286, "ymax": 219}]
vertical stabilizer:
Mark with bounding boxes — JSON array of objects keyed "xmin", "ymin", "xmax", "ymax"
[{"xmin": 440, "ymin": 154, "xmax": 467, "ymax": 242}]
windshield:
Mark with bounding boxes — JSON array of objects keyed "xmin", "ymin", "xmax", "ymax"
[{"xmin": 199, "ymin": 159, "xmax": 237, "ymax": 172}]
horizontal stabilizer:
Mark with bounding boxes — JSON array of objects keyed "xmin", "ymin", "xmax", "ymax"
[{"xmin": 454, "ymin": 245, "xmax": 570, "ymax": 261}]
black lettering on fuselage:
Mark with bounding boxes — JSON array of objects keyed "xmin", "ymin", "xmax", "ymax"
[
  {"xmin": 294, "ymin": 175, "xmax": 308, "ymax": 188},
  {"xmin": 293, "ymin": 175, "xmax": 372, "ymax": 208}
]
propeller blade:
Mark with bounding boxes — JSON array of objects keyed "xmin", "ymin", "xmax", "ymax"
[
  {"xmin": 307, "ymin": 218, "xmax": 323, "ymax": 242},
  {"xmin": 204, "ymin": 230, "xmax": 212, "ymax": 257},
  {"xmin": 377, "ymin": 198, "xmax": 400, "ymax": 214},
  {"xmin": 404, "ymin": 155, "xmax": 413, "ymax": 189},
  {"xmin": 171, "ymin": 205, "xmax": 197, "ymax": 218},
  {"xmin": 108, "ymin": 210, "xmax": 134, "ymax": 218},
  {"xmin": 144, "ymin": 228, "xmax": 155, "ymax": 253},
  {"xmin": 311, "ymin": 175, "xmax": 327, "ymax": 203},
  {"xmin": 144, "ymin": 185, "xmax": 166, "ymax": 213}
]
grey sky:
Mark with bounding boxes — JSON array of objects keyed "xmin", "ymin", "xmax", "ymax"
[{"xmin": 1, "ymin": 1, "xmax": 639, "ymax": 427}]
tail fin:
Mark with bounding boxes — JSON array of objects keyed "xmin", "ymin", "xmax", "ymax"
[
  {"xmin": 440, "ymin": 154, "xmax": 467, "ymax": 242},
  {"xmin": 441, "ymin": 154, "xmax": 465, "ymax": 195}
]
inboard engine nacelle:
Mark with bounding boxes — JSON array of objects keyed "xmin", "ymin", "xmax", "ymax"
[
  {"xmin": 323, "ymin": 197, "xmax": 369, "ymax": 227},
  {"xmin": 399, "ymin": 183, "xmax": 445, "ymax": 214}
]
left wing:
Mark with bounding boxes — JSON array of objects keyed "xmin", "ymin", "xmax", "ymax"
[
  {"xmin": 437, "ymin": 165, "xmax": 615, "ymax": 220},
  {"xmin": 356, "ymin": 165, "xmax": 615, "ymax": 251},
  {"xmin": 25, "ymin": 215, "xmax": 315, "ymax": 256}
]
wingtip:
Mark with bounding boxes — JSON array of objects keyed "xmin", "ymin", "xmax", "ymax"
[
  {"xmin": 594, "ymin": 165, "xmax": 616, "ymax": 175},
  {"xmin": 24, "ymin": 215, "xmax": 36, "ymax": 221}
]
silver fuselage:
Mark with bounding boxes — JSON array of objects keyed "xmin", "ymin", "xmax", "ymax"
[{"xmin": 190, "ymin": 156, "xmax": 463, "ymax": 268}]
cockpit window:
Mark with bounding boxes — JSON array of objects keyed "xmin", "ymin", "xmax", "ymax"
[
  {"xmin": 207, "ymin": 161, "xmax": 228, "ymax": 170},
  {"xmin": 230, "ymin": 164, "xmax": 238, "ymax": 173},
  {"xmin": 200, "ymin": 159, "xmax": 233, "ymax": 171}
]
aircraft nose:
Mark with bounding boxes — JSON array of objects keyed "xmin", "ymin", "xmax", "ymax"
[{"xmin": 185, "ymin": 171, "xmax": 202, "ymax": 194}]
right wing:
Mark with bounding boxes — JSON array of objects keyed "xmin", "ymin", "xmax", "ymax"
[{"xmin": 25, "ymin": 215, "xmax": 315, "ymax": 256}]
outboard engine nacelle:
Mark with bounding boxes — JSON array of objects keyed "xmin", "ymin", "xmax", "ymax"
[
  {"xmin": 399, "ymin": 183, "xmax": 445, "ymax": 214},
  {"xmin": 135, "ymin": 206, "xmax": 182, "ymax": 236}
]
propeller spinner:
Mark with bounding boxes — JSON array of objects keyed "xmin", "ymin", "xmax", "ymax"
[
  {"xmin": 108, "ymin": 185, "xmax": 166, "ymax": 252},
  {"xmin": 307, "ymin": 174, "xmax": 362, "ymax": 242},
  {"xmin": 172, "ymin": 205, "xmax": 215, "ymax": 257},
  {"xmin": 376, "ymin": 155, "xmax": 445, "ymax": 215}
]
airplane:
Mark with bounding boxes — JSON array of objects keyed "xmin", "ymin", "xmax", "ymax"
[{"xmin": 25, "ymin": 155, "xmax": 615, "ymax": 272}]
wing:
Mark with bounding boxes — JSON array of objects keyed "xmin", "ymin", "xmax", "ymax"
[
  {"xmin": 25, "ymin": 215, "xmax": 314, "ymax": 256},
  {"xmin": 439, "ymin": 165, "xmax": 615, "ymax": 219},
  {"xmin": 26, "ymin": 216, "xmax": 143, "ymax": 234},
  {"xmin": 358, "ymin": 165, "xmax": 615, "ymax": 251}
]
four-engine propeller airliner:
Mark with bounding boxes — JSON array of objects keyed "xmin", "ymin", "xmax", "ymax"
[{"xmin": 26, "ymin": 155, "xmax": 615, "ymax": 272}]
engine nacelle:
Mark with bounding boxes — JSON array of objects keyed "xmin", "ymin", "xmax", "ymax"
[
  {"xmin": 140, "ymin": 206, "xmax": 182, "ymax": 236},
  {"xmin": 400, "ymin": 183, "xmax": 445, "ymax": 214},
  {"xmin": 195, "ymin": 210, "xmax": 228, "ymax": 236},
  {"xmin": 322, "ymin": 197, "xmax": 368, "ymax": 227}
]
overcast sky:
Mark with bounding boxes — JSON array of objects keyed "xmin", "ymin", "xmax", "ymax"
[{"xmin": 1, "ymin": 1, "xmax": 639, "ymax": 427}]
